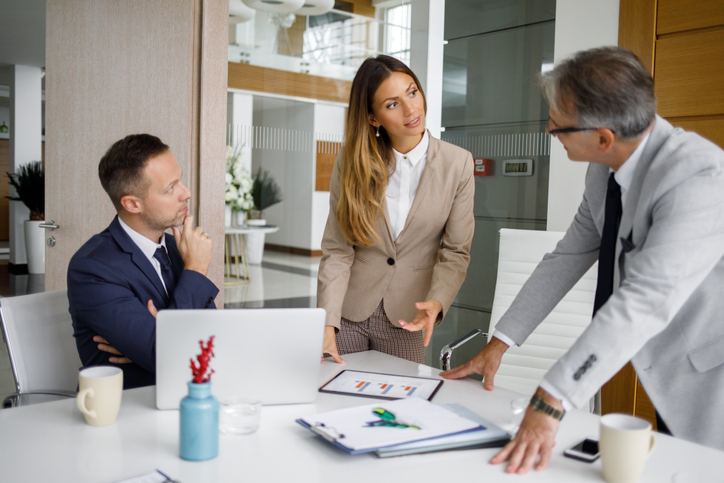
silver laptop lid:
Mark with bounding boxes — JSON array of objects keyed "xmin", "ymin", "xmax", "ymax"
[{"xmin": 156, "ymin": 308, "xmax": 325, "ymax": 410}]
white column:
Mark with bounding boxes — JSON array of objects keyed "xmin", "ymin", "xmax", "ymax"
[
  {"xmin": 8, "ymin": 65, "xmax": 43, "ymax": 267},
  {"xmin": 409, "ymin": 0, "xmax": 445, "ymax": 139},
  {"xmin": 546, "ymin": 0, "xmax": 619, "ymax": 231}
]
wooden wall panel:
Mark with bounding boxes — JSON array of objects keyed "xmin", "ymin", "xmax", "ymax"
[
  {"xmin": 658, "ymin": 0, "xmax": 724, "ymax": 35},
  {"xmin": 315, "ymin": 141, "xmax": 341, "ymax": 192},
  {"xmin": 228, "ymin": 62, "xmax": 351, "ymax": 105},
  {"xmin": 655, "ymin": 29, "xmax": 724, "ymax": 118},
  {"xmin": 45, "ymin": 0, "xmax": 227, "ymax": 297},
  {"xmin": 668, "ymin": 116, "xmax": 724, "ymax": 150},
  {"xmin": 618, "ymin": 0, "xmax": 657, "ymax": 74}
]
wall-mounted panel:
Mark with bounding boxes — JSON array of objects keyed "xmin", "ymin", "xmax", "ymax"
[
  {"xmin": 657, "ymin": 0, "xmax": 724, "ymax": 35},
  {"xmin": 668, "ymin": 116, "xmax": 724, "ymax": 150},
  {"xmin": 655, "ymin": 29, "xmax": 724, "ymax": 118},
  {"xmin": 444, "ymin": 0, "xmax": 555, "ymax": 41}
]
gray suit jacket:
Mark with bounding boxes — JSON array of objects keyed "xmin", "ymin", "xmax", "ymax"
[
  {"xmin": 496, "ymin": 116, "xmax": 724, "ymax": 450},
  {"xmin": 317, "ymin": 135, "xmax": 475, "ymax": 329}
]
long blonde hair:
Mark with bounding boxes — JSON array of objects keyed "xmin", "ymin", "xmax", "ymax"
[{"xmin": 337, "ymin": 55, "xmax": 426, "ymax": 246}]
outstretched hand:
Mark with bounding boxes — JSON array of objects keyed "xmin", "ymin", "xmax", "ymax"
[
  {"xmin": 439, "ymin": 336, "xmax": 509, "ymax": 390},
  {"xmin": 399, "ymin": 299, "xmax": 442, "ymax": 347},
  {"xmin": 173, "ymin": 215, "xmax": 213, "ymax": 276}
]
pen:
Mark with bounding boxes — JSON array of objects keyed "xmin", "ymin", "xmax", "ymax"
[{"xmin": 366, "ymin": 408, "xmax": 421, "ymax": 429}]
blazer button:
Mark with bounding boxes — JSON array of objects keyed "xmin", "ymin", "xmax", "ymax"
[{"xmin": 387, "ymin": 258, "xmax": 395, "ymax": 266}]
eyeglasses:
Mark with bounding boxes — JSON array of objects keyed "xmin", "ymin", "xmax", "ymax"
[{"xmin": 547, "ymin": 118, "xmax": 616, "ymax": 135}]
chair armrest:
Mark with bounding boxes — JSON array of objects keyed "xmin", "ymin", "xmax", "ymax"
[
  {"xmin": 439, "ymin": 329, "xmax": 487, "ymax": 371},
  {"xmin": 2, "ymin": 390, "xmax": 77, "ymax": 408}
]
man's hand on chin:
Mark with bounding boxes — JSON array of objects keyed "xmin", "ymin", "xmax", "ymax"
[
  {"xmin": 173, "ymin": 215, "xmax": 213, "ymax": 276},
  {"xmin": 490, "ymin": 388, "xmax": 563, "ymax": 474}
]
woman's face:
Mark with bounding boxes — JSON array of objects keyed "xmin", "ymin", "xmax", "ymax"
[{"xmin": 369, "ymin": 72, "xmax": 425, "ymax": 152}]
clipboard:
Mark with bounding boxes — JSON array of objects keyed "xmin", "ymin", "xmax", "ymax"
[
  {"xmin": 296, "ymin": 397, "xmax": 483, "ymax": 454},
  {"xmin": 319, "ymin": 370, "xmax": 443, "ymax": 401}
]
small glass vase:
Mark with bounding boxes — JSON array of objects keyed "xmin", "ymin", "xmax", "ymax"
[{"xmin": 179, "ymin": 381, "xmax": 219, "ymax": 461}]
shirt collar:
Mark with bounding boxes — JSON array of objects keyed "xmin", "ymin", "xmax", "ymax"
[
  {"xmin": 117, "ymin": 216, "xmax": 167, "ymax": 259},
  {"xmin": 612, "ymin": 132, "xmax": 650, "ymax": 193},
  {"xmin": 392, "ymin": 130, "xmax": 429, "ymax": 167}
]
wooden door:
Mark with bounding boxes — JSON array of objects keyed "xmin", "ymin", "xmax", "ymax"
[{"xmin": 44, "ymin": 0, "xmax": 227, "ymax": 305}]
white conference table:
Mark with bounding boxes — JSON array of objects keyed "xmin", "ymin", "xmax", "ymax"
[{"xmin": 1, "ymin": 351, "xmax": 722, "ymax": 482}]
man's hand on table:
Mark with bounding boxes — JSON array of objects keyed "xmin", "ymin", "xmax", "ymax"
[
  {"xmin": 439, "ymin": 336, "xmax": 508, "ymax": 390},
  {"xmin": 491, "ymin": 388, "xmax": 562, "ymax": 474}
]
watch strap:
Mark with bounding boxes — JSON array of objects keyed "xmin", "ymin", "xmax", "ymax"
[{"xmin": 530, "ymin": 395, "xmax": 565, "ymax": 421}]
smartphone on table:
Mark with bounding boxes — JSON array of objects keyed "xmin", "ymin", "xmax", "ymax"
[{"xmin": 563, "ymin": 438, "xmax": 600, "ymax": 463}]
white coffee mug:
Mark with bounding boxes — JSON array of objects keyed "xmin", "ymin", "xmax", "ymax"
[
  {"xmin": 77, "ymin": 366, "xmax": 123, "ymax": 426},
  {"xmin": 599, "ymin": 414, "xmax": 656, "ymax": 483}
]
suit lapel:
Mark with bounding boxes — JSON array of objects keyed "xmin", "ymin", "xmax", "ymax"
[
  {"xmin": 109, "ymin": 216, "xmax": 169, "ymax": 303},
  {"xmin": 614, "ymin": 116, "xmax": 674, "ymax": 286}
]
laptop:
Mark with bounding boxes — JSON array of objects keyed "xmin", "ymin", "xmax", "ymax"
[{"xmin": 155, "ymin": 308, "xmax": 325, "ymax": 410}]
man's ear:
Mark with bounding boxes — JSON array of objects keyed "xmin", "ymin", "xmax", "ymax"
[
  {"xmin": 120, "ymin": 194, "xmax": 142, "ymax": 214},
  {"xmin": 596, "ymin": 129, "xmax": 616, "ymax": 154}
]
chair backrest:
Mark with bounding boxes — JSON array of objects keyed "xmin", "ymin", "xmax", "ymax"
[
  {"xmin": 488, "ymin": 229, "xmax": 597, "ymax": 396},
  {"xmin": 0, "ymin": 290, "xmax": 81, "ymax": 393}
]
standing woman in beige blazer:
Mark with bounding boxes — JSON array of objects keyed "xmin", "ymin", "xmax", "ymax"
[{"xmin": 318, "ymin": 55, "xmax": 475, "ymax": 364}]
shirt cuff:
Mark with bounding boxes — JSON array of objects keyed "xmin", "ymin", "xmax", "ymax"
[
  {"xmin": 539, "ymin": 379, "xmax": 574, "ymax": 412},
  {"xmin": 492, "ymin": 330, "xmax": 517, "ymax": 347}
]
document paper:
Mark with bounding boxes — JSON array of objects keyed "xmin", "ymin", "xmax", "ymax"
[{"xmin": 320, "ymin": 370, "xmax": 443, "ymax": 400}]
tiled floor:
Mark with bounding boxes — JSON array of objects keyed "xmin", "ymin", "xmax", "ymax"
[{"xmin": 0, "ymin": 250, "xmax": 320, "ymax": 406}]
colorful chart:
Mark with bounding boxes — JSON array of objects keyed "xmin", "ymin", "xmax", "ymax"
[{"xmin": 321, "ymin": 370, "xmax": 443, "ymax": 400}]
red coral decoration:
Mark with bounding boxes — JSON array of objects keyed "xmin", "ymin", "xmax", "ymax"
[{"xmin": 189, "ymin": 336, "xmax": 215, "ymax": 384}]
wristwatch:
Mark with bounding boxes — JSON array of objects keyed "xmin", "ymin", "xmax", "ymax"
[{"xmin": 530, "ymin": 395, "xmax": 565, "ymax": 421}]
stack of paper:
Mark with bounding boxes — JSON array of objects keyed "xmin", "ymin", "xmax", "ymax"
[{"xmin": 297, "ymin": 397, "xmax": 507, "ymax": 455}]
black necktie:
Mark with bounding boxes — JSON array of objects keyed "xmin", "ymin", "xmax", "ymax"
[
  {"xmin": 153, "ymin": 246, "xmax": 177, "ymax": 297},
  {"xmin": 593, "ymin": 173, "xmax": 622, "ymax": 315}
]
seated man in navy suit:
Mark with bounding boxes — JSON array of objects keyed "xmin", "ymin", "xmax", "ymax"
[{"xmin": 68, "ymin": 134, "xmax": 219, "ymax": 389}]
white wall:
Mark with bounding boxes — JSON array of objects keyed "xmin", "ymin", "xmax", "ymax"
[
  {"xmin": 312, "ymin": 102, "xmax": 346, "ymax": 251},
  {"xmin": 546, "ymin": 0, "xmax": 619, "ymax": 231},
  {"xmin": 410, "ymin": 0, "xmax": 445, "ymax": 139},
  {"xmin": 8, "ymin": 65, "xmax": 43, "ymax": 265}
]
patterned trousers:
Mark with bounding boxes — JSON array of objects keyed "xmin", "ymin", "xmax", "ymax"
[{"xmin": 336, "ymin": 300, "xmax": 426, "ymax": 364}]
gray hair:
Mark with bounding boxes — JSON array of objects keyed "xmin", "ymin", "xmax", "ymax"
[{"xmin": 540, "ymin": 47, "xmax": 656, "ymax": 140}]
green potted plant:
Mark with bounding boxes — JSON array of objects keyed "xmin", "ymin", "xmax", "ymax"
[
  {"xmin": 248, "ymin": 168, "xmax": 283, "ymax": 225},
  {"xmin": 7, "ymin": 160, "xmax": 45, "ymax": 274}
]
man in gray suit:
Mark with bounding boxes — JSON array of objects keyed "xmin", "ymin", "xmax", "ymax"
[{"xmin": 443, "ymin": 46, "xmax": 724, "ymax": 474}]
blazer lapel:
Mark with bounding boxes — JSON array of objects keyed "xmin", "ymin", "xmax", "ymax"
[{"xmin": 109, "ymin": 216, "xmax": 169, "ymax": 303}]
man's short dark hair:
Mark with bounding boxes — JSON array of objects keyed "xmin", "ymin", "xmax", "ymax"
[
  {"xmin": 99, "ymin": 134, "xmax": 169, "ymax": 210},
  {"xmin": 541, "ymin": 46, "xmax": 656, "ymax": 140}
]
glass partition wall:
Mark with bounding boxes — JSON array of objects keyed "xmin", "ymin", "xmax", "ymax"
[{"xmin": 427, "ymin": 0, "xmax": 556, "ymax": 369}]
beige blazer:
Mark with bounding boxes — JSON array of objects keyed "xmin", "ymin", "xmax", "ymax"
[{"xmin": 317, "ymin": 135, "xmax": 475, "ymax": 329}]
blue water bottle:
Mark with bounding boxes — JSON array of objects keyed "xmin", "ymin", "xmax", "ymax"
[{"xmin": 180, "ymin": 381, "xmax": 219, "ymax": 461}]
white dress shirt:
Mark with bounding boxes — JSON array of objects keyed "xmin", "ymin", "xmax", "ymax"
[
  {"xmin": 118, "ymin": 217, "xmax": 170, "ymax": 295},
  {"xmin": 386, "ymin": 130, "xmax": 429, "ymax": 241},
  {"xmin": 493, "ymin": 132, "xmax": 651, "ymax": 410}
]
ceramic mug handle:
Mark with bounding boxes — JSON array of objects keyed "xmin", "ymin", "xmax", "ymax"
[
  {"xmin": 77, "ymin": 388, "xmax": 97, "ymax": 419},
  {"xmin": 648, "ymin": 434, "xmax": 656, "ymax": 456}
]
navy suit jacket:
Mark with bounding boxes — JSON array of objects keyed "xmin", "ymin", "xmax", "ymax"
[{"xmin": 68, "ymin": 217, "xmax": 219, "ymax": 389}]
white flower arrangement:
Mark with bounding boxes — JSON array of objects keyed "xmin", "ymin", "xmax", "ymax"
[{"xmin": 225, "ymin": 144, "xmax": 255, "ymax": 212}]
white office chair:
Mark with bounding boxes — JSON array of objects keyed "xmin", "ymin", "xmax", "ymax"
[
  {"xmin": 442, "ymin": 228, "xmax": 597, "ymax": 399},
  {"xmin": 0, "ymin": 290, "xmax": 82, "ymax": 408}
]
